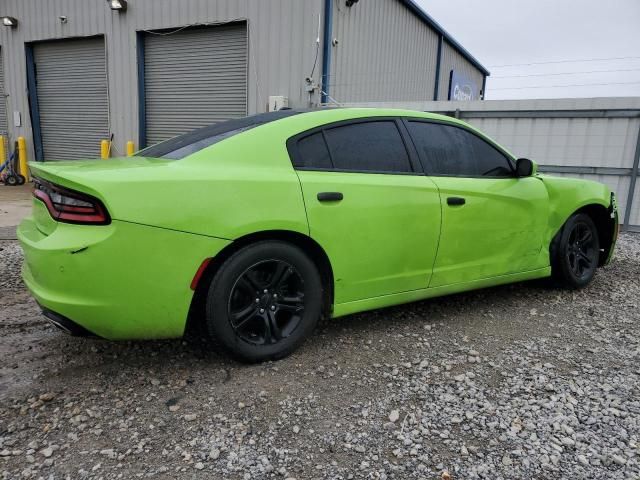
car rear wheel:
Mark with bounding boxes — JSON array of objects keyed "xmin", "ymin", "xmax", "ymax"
[
  {"xmin": 551, "ymin": 213, "xmax": 600, "ymax": 289},
  {"xmin": 205, "ymin": 241, "xmax": 323, "ymax": 362}
]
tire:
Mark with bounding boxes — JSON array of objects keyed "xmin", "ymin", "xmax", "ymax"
[
  {"xmin": 550, "ymin": 213, "xmax": 600, "ymax": 289},
  {"xmin": 4, "ymin": 174, "xmax": 18, "ymax": 186},
  {"xmin": 16, "ymin": 175, "xmax": 26, "ymax": 185},
  {"xmin": 205, "ymin": 241, "xmax": 323, "ymax": 363}
]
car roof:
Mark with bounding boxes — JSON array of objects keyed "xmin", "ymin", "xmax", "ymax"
[{"xmin": 282, "ymin": 107, "xmax": 466, "ymax": 127}]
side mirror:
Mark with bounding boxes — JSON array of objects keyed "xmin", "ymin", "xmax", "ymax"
[{"xmin": 515, "ymin": 158, "xmax": 537, "ymax": 177}]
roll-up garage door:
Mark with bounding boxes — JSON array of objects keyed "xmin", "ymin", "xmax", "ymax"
[
  {"xmin": 0, "ymin": 49, "xmax": 8, "ymax": 138},
  {"xmin": 33, "ymin": 37, "xmax": 109, "ymax": 160},
  {"xmin": 143, "ymin": 23, "xmax": 248, "ymax": 146}
]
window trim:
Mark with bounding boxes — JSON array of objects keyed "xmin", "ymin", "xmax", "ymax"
[
  {"xmin": 402, "ymin": 117, "xmax": 517, "ymax": 179},
  {"xmin": 286, "ymin": 117, "xmax": 424, "ymax": 176}
]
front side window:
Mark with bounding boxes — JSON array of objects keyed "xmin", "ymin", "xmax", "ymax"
[
  {"xmin": 291, "ymin": 120, "xmax": 413, "ymax": 174},
  {"xmin": 408, "ymin": 121, "xmax": 513, "ymax": 177}
]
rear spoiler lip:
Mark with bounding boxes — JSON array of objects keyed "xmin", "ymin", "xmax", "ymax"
[{"xmin": 28, "ymin": 163, "xmax": 110, "ymax": 206}]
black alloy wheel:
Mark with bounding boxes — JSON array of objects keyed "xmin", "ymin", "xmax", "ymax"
[
  {"xmin": 205, "ymin": 241, "xmax": 323, "ymax": 362},
  {"xmin": 551, "ymin": 213, "xmax": 600, "ymax": 289},
  {"xmin": 565, "ymin": 221, "xmax": 598, "ymax": 280},
  {"xmin": 228, "ymin": 260, "xmax": 305, "ymax": 345}
]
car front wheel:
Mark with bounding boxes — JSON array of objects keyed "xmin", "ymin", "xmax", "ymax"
[
  {"xmin": 205, "ymin": 241, "xmax": 323, "ymax": 362},
  {"xmin": 551, "ymin": 213, "xmax": 600, "ymax": 289}
]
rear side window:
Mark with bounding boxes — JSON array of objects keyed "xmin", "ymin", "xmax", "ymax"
[
  {"xmin": 296, "ymin": 132, "xmax": 332, "ymax": 169},
  {"xmin": 156, "ymin": 126, "xmax": 253, "ymax": 160},
  {"xmin": 290, "ymin": 120, "xmax": 413, "ymax": 174},
  {"xmin": 324, "ymin": 121, "xmax": 412, "ymax": 173},
  {"xmin": 408, "ymin": 121, "xmax": 513, "ymax": 177},
  {"xmin": 139, "ymin": 110, "xmax": 301, "ymax": 160}
]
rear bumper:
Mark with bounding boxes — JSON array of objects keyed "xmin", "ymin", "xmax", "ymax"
[{"xmin": 18, "ymin": 217, "xmax": 230, "ymax": 340}]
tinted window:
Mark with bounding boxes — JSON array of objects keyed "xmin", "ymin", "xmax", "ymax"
[
  {"xmin": 408, "ymin": 122, "xmax": 513, "ymax": 177},
  {"xmin": 324, "ymin": 121, "xmax": 412, "ymax": 173},
  {"xmin": 466, "ymin": 132, "xmax": 514, "ymax": 177},
  {"xmin": 295, "ymin": 132, "xmax": 332, "ymax": 169},
  {"xmin": 140, "ymin": 110, "xmax": 301, "ymax": 159},
  {"xmin": 156, "ymin": 126, "xmax": 254, "ymax": 160}
]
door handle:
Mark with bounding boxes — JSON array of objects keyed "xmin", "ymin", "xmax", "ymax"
[
  {"xmin": 317, "ymin": 192, "xmax": 344, "ymax": 202},
  {"xmin": 447, "ymin": 196, "xmax": 466, "ymax": 206}
]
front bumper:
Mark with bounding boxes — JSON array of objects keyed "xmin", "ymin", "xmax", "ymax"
[{"xmin": 18, "ymin": 217, "xmax": 230, "ymax": 340}]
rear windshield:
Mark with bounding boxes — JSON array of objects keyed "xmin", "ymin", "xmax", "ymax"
[{"xmin": 139, "ymin": 110, "xmax": 301, "ymax": 160}]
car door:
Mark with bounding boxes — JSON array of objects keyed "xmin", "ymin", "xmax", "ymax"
[
  {"xmin": 405, "ymin": 119, "xmax": 549, "ymax": 288},
  {"xmin": 288, "ymin": 118, "xmax": 442, "ymax": 305}
]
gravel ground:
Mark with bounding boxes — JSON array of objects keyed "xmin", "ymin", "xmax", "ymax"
[{"xmin": 0, "ymin": 235, "xmax": 639, "ymax": 479}]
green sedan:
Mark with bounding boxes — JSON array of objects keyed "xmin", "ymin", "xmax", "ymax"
[{"xmin": 18, "ymin": 108, "xmax": 618, "ymax": 362}]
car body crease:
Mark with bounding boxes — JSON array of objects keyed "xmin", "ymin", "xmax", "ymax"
[{"xmin": 113, "ymin": 218, "xmax": 232, "ymax": 241}]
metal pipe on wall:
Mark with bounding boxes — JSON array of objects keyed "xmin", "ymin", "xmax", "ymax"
[{"xmin": 622, "ymin": 123, "xmax": 640, "ymax": 231}]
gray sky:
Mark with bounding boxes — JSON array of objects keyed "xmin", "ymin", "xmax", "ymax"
[{"xmin": 416, "ymin": 0, "xmax": 640, "ymax": 100}]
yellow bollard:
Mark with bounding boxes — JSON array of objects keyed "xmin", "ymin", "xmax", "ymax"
[
  {"xmin": 126, "ymin": 141, "xmax": 135, "ymax": 157},
  {"xmin": 100, "ymin": 140, "xmax": 110, "ymax": 160},
  {"xmin": 17, "ymin": 137, "xmax": 29, "ymax": 181},
  {"xmin": 0, "ymin": 136, "xmax": 5, "ymax": 165}
]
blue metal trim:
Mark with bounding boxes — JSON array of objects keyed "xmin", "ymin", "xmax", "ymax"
[
  {"xmin": 399, "ymin": 0, "xmax": 490, "ymax": 76},
  {"xmin": 433, "ymin": 34, "xmax": 443, "ymax": 100},
  {"xmin": 136, "ymin": 31, "xmax": 147, "ymax": 149},
  {"xmin": 25, "ymin": 45, "xmax": 44, "ymax": 162},
  {"xmin": 321, "ymin": 0, "xmax": 333, "ymax": 104},
  {"xmin": 481, "ymin": 75, "xmax": 487, "ymax": 100}
]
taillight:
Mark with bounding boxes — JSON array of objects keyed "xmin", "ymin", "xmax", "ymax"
[{"xmin": 33, "ymin": 177, "xmax": 110, "ymax": 225}]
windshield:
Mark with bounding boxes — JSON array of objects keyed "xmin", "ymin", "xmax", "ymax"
[{"xmin": 139, "ymin": 110, "xmax": 301, "ymax": 160}]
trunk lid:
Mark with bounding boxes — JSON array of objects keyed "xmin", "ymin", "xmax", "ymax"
[{"xmin": 29, "ymin": 157, "xmax": 172, "ymax": 232}]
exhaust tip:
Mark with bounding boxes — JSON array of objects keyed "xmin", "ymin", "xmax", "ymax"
[
  {"xmin": 41, "ymin": 308, "xmax": 99, "ymax": 338},
  {"xmin": 47, "ymin": 317, "xmax": 75, "ymax": 335}
]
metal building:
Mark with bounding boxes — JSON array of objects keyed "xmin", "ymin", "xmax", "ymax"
[{"xmin": 0, "ymin": 0, "xmax": 488, "ymax": 161}]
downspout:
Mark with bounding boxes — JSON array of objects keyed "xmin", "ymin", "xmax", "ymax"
[
  {"xmin": 481, "ymin": 75, "xmax": 487, "ymax": 100},
  {"xmin": 623, "ymin": 123, "xmax": 640, "ymax": 231},
  {"xmin": 25, "ymin": 45, "xmax": 44, "ymax": 162},
  {"xmin": 321, "ymin": 0, "xmax": 334, "ymax": 105},
  {"xmin": 433, "ymin": 34, "xmax": 443, "ymax": 101}
]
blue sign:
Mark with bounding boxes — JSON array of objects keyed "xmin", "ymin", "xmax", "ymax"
[{"xmin": 448, "ymin": 70, "xmax": 479, "ymax": 101}]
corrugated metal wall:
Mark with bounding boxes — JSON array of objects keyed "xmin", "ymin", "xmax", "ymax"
[
  {"xmin": 0, "ymin": 0, "xmax": 486, "ymax": 160},
  {"xmin": 329, "ymin": 0, "xmax": 440, "ymax": 103},
  {"xmin": 343, "ymin": 97, "xmax": 640, "ymax": 229},
  {"xmin": 437, "ymin": 40, "xmax": 486, "ymax": 101},
  {"xmin": 143, "ymin": 24, "xmax": 248, "ymax": 145},
  {"xmin": 0, "ymin": 0, "xmax": 324, "ymax": 160},
  {"xmin": 0, "ymin": 48, "xmax": 7, "ymax": 164},
  {"xmin": 0, "ymin": 48, "xmax": 7, "ymax": 138}
]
